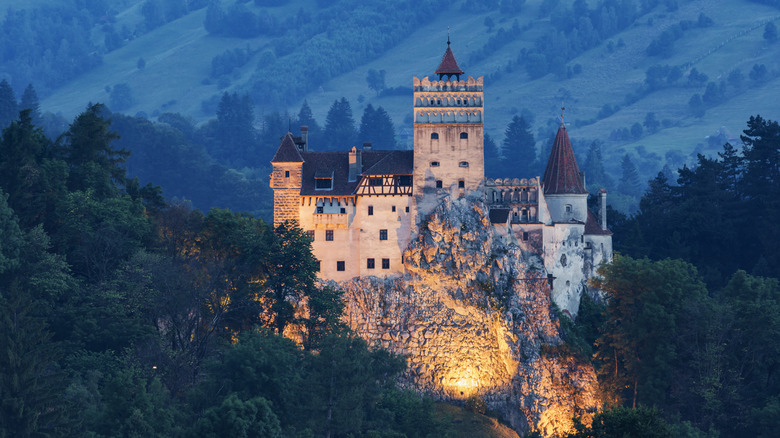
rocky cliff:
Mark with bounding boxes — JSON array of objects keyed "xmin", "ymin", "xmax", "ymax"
[{"xmin": 335, "ymin": 194, "xmax": 599, "ymax": 436}]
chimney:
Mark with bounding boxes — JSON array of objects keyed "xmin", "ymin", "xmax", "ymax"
[
  {"xmin": 599, "ymin": 189, "xmax": 607, "ymax": 230},
  {"xmin": 363, "ymin": 142, "xmax": 372, "ymax": 151},
  {"xmin": 348, "ymin": 146, "xmax": 362, "ymax": 182},
  {"xmin": 300, "ymin": 126, "xmax": 308, "ymax": 151},
  {"xmin": 580, "ymin": 171, "xmax": 586, "ymax": 189}
]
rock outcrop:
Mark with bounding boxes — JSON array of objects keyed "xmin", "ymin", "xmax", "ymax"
[{"xmin": 335, "ymin": 194, "xmax": 599, "ymax": 436}]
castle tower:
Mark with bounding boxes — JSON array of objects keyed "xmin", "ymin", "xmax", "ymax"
[
  {"xmin": 270, "ymin": 133, "xmax": 304, "ymax": 226},
  {"xmin": 413, "ymin": 39, "xmax": 484, "ymax": 216},
  {"xmin": 541, "ymin": 119, "xmax": 588, "ymax": 223}
]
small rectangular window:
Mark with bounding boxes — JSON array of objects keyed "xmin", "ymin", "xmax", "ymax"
[
  {"xmin": 398, "ymin": 175, "xmax": 412, "ymax": 186},
  {"xmin": 368, "ymin": 205, "xmax": 373, "ymax": 215},
  {"xmin": 316, "ymin": 206, "xmax": 324, "ymax": 214},
  {"xmin": 379, "ymin": 229, "xmax": 388, "ymax": 240},
  {"xmin": 430, "ymin": 161, "xmax": 440, "ymax": 167},
  {"xmin": 458, "ymin": 180, "xmax": 465, "ymax": 188},
  {"xmin": 337, "ymin": 261, "xmax": 345, "ymax": 271},
  {"xmin": 285, "ymin": 170, "xmax": 290, "ymax": 177},
  {"xmin": 326, "ymin": 230, "xmax": 333, "ymax": 241},
  {"xmin": 392, "ymin": 205, "xmax": 396, "ymax": 212},
  {"xmin": 523, "ymin": 232, "xmax": 529, "ymax": 241},
  {"xmin": 405, "ymin": 206, "xmax": 409, "ymax": 213},
  {"xmin": 436, "ymin": 180, "xmax": 443, "ymax": 188},
  {"xmin": 367, "ymin": 258, "xmax": 375, "ymax": 269},
  {"xmin": 306, "ymin": 230, "xmax": 315, "ymax": 241},
  {"xmin": 459, "ymin": 161, "xmax": 469, "ymax": 167},
  {"xmin": 340, "ymin": 207, "xmax": 346, "ymax": 214},
  {"xmin": 382, "ymin": 258, "xmax": 390, "ymax": 269}
]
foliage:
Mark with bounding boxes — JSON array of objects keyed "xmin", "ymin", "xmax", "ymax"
[
  {"xmin": 565, "ymin": 406, "xmax": 672, "ymax": 438},
  {"xmin": 358, "ymin": 104, "xmax": 397, "ymax": 149},
  {"xmin": 323, "ymin": 97, "xmax": 357, "ymax": 150},
  {"xmin": 465, "ymin": 394, "xmax": 488, "ymax": 414}
]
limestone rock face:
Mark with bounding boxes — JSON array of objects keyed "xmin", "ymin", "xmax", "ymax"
[{"xmin": 336, "ymin": 194, "xmax": 599, "ymax": 436}]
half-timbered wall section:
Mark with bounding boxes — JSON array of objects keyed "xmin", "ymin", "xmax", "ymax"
[{"xmin": 356, "ymin": 175, "xmax": 414, "ymax": 196}]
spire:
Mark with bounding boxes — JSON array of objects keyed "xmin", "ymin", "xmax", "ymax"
[
  {"xmin": 542, "ymin": 120, "xmax": 587, "ymax": 195},
  {"xmin": 271, "ymin": 132, "xmax": 304, "ymax": 163},
  {"xmin": 435, "ymin": 32, "xmax": 464, "ymax": 81}
]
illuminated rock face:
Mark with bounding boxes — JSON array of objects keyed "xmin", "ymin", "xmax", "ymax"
[{"xmin": 337, "ymin": 193, "xmax": 599, "ymax": 436}]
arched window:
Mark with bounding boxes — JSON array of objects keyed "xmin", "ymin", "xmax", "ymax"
[
  {"xmin": 460, "ymin": 132, "xmax": 468, "ymax": 139},
  {"xmin": 431, "ymin": 132, "xmax": 439, "ymax": 139}
]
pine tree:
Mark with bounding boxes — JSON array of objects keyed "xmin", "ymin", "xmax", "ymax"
[
  {"xmin": 0, "ymin": 79, "xmax": 18, "ymax": 130},
  {"xmin": 619, "ymin": 154, "xmax": 641, "ymax": 196},
  {"xmin": 297, "ymin": 100, "xmax": 320, "ymax": 147},
  {"xmin": 322, "ymin": 97, "xmax": 356, "ymax": 150},
  {"xmin": 583, "ymin": 141, "xmax": 613, "ymax": 190},
  {"xmin": 502, "ymin": 115, "xmax": 536, "ymax": 176},
  {"xmin": 215, "ymin": 92, "xmax": 256, "ymax": 165},
  {"xmin": 358, "ymin": 104, "xmax": 395, "ymax": 149},
  {"xmin": 19, "ymin": 84, "xmax": 41, "ymax": 127}
]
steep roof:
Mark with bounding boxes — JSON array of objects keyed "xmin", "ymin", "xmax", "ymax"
[
  {"xmin": 271, "ymin": 132, "xmax": 304, "ymax": 163},
  {"xmin": 585, "ymin": 210, "xmax": 612, "ymax": 235},
  {"xmin": 435, "ymin": 43, "xmax": 464, "ymax": 77},
  {"xmin": 362, "ymin": 150, "xmax": 414, "ymax": 175},
  {"xmin": 542, "ymin": 123, "xmax": 587, "ymax": 195},
  {"xmin": 489, "ymin": 208, "xmax": 510, "ymax": 224}
]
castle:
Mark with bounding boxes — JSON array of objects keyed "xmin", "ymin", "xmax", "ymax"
[{"xmin": 270, "ymin": 41, "xmax": 612, "ymax": 315}]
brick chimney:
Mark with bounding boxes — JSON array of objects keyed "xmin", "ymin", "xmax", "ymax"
[{"xmin": 348, "ymin": 146, "xmax": 362, "ymax": 182}]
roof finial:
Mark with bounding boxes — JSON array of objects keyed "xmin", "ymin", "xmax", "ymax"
[
  {"xmin": 447, "ymin": 27, "xmax": 451, "ymax": 46},
  {"xmin": 560, "ymin": 102, "xmax": 566, "ymax": 125}
]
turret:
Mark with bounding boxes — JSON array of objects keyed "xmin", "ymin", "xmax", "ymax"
[
  {"xmin": 541, "ymin": 118, "xmax": 588, "ymax": 223},
  {"xmin": 270, "ymin": 132, "xmax": 304, "ymax": 225}
]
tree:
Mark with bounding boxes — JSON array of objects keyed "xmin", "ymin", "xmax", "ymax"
[
  {"xmin": 358, "ymin": 104, "xmax": 396, "ymax": 149},
  {"xmin": 643, "ymin": 112, "xmax": 660, "ymax": 133},
  {"xmin": 214, "ymin": 92, "xmax": 257, "ymax": 165},
  {"xmin": 583, "ymin": 141, "xmax": 613, "ymax": 190},
  {"xmin": 764, "ymin": 21, "xmax": 778, "ymax": 43},
  {"xmin": 688, "ymin": 93, "xmax": 705, "ymax": 118},
  {"xmin": 322, "ymin": 97, "xmax": 357, "ymax": 150},
  {"xmin": 502, "ymin": 115, "xmax": 536, "ymax": 176},
  {"xmin": 619, "ymin": 154, "xmax": 641, "ymax": 196},
  {"xmin": 566, "ymin": 406, "xmax": 672, "ymax": 438},
  {"xmin": 297, "ymin": 100, "xmax": 320, "ymax": 147},
  {"xmin": 0, "ymin": 79, "xmax": 18, "ymax": 130},
  {"xmin": 193, "ymin": 394, "xmax": 281, "ymax": 438},
  {"xmin": 365, "ymin": 68, "xmax": 386, "ymax": 95},
  {"xmin": 19, "ymin": 84, "xmax": 41, "ymax": 126},
  {"xmin": 110, "ymin": 83, "xmax": 135, "ymax": 111},
  {"xmin": 630, "ymin": 122, "xmax": 643, "ymax": 139},
  {"xmin": 204, "ymin": 0, "xmax": 226, "ymax": 34},
  {"xmin": 61, "ymin": 103, "xmax": 128, "ymax": 199}
]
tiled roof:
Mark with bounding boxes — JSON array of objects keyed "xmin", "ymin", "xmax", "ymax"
[
  {"xmin": 363, "ymin": 150, "xmax": 414, "ymax": 175},
  {"xmin": 489, "ymin": 208, "xmax": 510, "ymax": 224},
  {"xmin": 542, "ymin": 124, "xmax": 587, "ymax": 195},
  {"xmin": 299, "ymin": 149, "xmax": 411, "ymax": 196},
  {"xmin": 271, "ymin": 132, "xmax": 304, "ymax": 163},
  {"xmin": 435, "ymin": 45, "xmax": 464, "ymax": 76},
  {"xmin": 585, "ymin": 210, "xmax": 612, "ymax": 235}
]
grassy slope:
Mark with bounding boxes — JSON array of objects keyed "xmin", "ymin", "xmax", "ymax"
[
  {"xmin": 436, "ymin": 403, "xmax": 521, "ymax": 438},
  {"xmin": 39, "ymin": 0, "xmax": 780, "ymax": 182}
]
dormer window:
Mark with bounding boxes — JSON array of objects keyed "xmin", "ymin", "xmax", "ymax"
[
  {"xmin": 314, "ymin": 170, "xmax": 334, "ymax": 190},
  {"xmin": 430, "ymin": 161, "xmax": 440, "ymax": 167},
  {"xmin": 431, "ymin": 133, "xmax": 439, "ymax": 139},
  {"xmin": 460, "ymin": 132, "xmax": 468, "ymax": 139}
]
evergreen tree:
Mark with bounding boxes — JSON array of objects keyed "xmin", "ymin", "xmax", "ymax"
[
  {"xmin": 619, "ymin": 154, "xmax": 641, "ymax": 196},
  {"xmin": 0, "ymin": 79, "xmax": 18, "ymax": 130},
  {"xmin": 19, "ymin": 84, "xmax": 41, "ymax": 127},
  {"xmin": 583, "ymin": 141, "xmax": 613, "ymax": 190},
  {"xmin": 358, "ymin": 104, "xmax": 396, "ymax": 149},
  {"xmin": 322, "ymin": 97, "xmax": 356, "ymax": 150},
  {"xmin": 484, "ymin": 132, "xmax": 503, "ymax": 177},
  {"xmin": 214, "ymin": 92, "xmax": 257, "ymax": 165},
  {"xmin": 502, "ymin": 115, "xmax": 536, "ymax": 177},
  {"xmin": 297, "ymin": 100, "xmax": 320, "ymax": 147}
]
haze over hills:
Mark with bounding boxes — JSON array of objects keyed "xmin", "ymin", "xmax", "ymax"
[{"xmin": 7, "ymin": 0, "xmax": 779, "ymax": 205}]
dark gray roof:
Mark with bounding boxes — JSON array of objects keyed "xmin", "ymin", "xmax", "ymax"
[
  {"xmin": 489, "ymin": 208, "xmax": 510, "ymax": 224},
  {"xmin": 270, "ymin": 133, "xmax": 304, "ymax": 163}
]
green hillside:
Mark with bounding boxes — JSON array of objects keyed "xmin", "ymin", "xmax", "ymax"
[{"xmin": 33, "ymin": 0, "xmax": 780, "ymax": 193}]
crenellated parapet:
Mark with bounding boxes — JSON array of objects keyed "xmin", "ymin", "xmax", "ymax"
[
  {"xmin": 414, "ymin": 75, "xmax": 483, "ymax": 125},
  {"xmin": 413, "ymin": 75, "xmax": 483, "ymax": 92}
]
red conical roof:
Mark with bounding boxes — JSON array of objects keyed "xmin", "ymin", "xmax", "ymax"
[
  {"xmin": 542, "ymin": 123, "xmax": 587, "ymax": 194},
  {"xmin": 271, "ymin": 132, "xmax": 304, "ymax": 163},
  {"xmin": 435, "ymin": 43, "xmax": 464, "ymax": 77}
]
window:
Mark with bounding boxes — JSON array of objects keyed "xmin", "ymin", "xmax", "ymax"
[
  {"xmin": 398, "ymin": 175, "xmax": 412, "ymax": 186},
  {"xmin": 459, "ymin": 161, "xmax": 469, "ymax": 167},
  {"xmin": 458, "ymin": 180, "xmax": 465, "ymax": 188},
  {"xmin": 436, "ymin": 180, "xmax": 443, "ymax": 188},
  {"xmin": 367, "ymin": 258, "xmax": 375, "ymax": 269},
  {"xmin": 460, "ymin": 132, "xmax": 468, "ymax": 139},
  {"xmin": 382, "ymin": 258, "xmax": 390, "ymax": 269},
  {"xmin": 392, "ymin": 205, "xmax": 396, "ymax": 212},
  {"xmin": 369, "ymin": 177, "xmax": 382, "ymax": 186},
  {"xmin": 285, "ymin": 170, "xmax": 290, "ymax": 177},
  {"xmin": 565, "ymin": 204, "xmax": 572, "ymax": 213},
  {"xmin": 306, "ymin": 230, "xmax": 315, "ymax": 241},
  {"xmin": 430, "ymin": 161, "xmax": 440, "ymax": 167},
  {"xmin": 368, "ymin": 205, "xmax": 373, "ymax": 216},
  {"xmin": 340, "ymin": 207, "xmax": 346, "ymax": 214},
  {"xmin": 431, "ymin": 132, "xmax": 439, "ymax": 139},
  {"xmin": 405, "ymin": 206, "xmax": 409, "ymax": 213},
  {"xmin": 337, "ymin": 261, "xmax": 345, "ymax": 271},
  {"xmin": 316, "ymin": 206, "xmax": 324, "ymax": 213},
  {"xmin": 315, "ymin": 178, "xmax": 332, "ymax": 189},
  {"xmin": 523, "ymin": 232, "xmax": 529, "ymax": 241},
  {"xmin": 379, "ymin": 229, "xmax": 388, "ymax": 240},
  {"xmin": 326, "ymin": 230, "xmax": 333, "ymax": 241}
]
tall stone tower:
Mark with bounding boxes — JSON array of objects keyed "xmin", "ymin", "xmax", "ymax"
[
  {"xmin": 413, "ymin": 39, "xmax": 484, "ymax": 217},
  {"xmin": 270, "ymin": 133, "xmax": 304, "ymax": 226}
]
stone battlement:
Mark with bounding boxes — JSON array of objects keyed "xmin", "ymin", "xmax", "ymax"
[{"xmin": 413, "ymin": 75, "xmax": 483, "ymax": 92}]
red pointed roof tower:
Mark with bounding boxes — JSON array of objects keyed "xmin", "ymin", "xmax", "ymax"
[
  {"xmin": 435, "ymin": 35, "xmax": 464, "ymax": 81},
  {"xmin": 542, "ymin": 114, "xmax": 587, "ymax": 195},
  {"xmin": 271, "ymin": 132, "xmax": 304, "ymax": 163}
]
